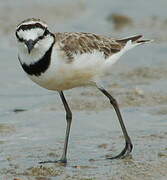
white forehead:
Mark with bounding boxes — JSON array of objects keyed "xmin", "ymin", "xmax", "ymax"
[
  {"xmin": 17, "ymin": 28, "xmax": 44, "ymax": 40},
  {"xmin": 17, "ymin": 20, "xmax": 47, "ymax": 29}
]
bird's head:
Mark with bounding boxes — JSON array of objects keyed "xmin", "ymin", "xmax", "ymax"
[{"xmin": 16, "ymin": 18, "xmax": 54, "ymax": 54}]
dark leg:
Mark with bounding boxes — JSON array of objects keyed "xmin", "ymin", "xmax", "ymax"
[
  {"xmin": 98, "ymin": 88, "xmax": 133, "ymax": 159},
  {"xmin": 39, "ymin": 91, "xmax": 72, "ymax": 164},
  {"xmin": 59, "ymin": 91, "xmax": 72, "ymax": 162}
]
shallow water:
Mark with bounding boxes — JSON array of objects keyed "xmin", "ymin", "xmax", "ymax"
[{"xmin": 0, "ymin": 0, "xmax": 167, "ymax": 180}]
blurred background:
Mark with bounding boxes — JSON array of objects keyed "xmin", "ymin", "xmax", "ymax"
[{"xmin": 0, "ymin": 0, "xmax": 167, "ymax": 179}]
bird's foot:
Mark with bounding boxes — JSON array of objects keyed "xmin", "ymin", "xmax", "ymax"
[
  {"xmin": 106, "ymin": 141, "xmax": 133, "ymax": 159},
  {"xmin": 39, "ymin": 158, "xmax": 67, "ymax": 165}
]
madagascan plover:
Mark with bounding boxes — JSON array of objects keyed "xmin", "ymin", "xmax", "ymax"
[{"xmin": 15, "ymin": 18, "xmax": 151, "ymax": 164}]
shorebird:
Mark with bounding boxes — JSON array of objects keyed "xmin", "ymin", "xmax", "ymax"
[{"xmin": 15, "ymin": 18, "xmax": 150, "ymax": 164}]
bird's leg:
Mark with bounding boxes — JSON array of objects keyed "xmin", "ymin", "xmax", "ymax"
[
  {"xmin": 39, "ymin": 91, "xmax": 72, "ymax": 164},
  {"xmin": 98, "ymin": 88, "xmax": 133, "ymax": 159},
  {"xmin": 58, "ymin": 91, "xmax": 72, "ymax": 163}
]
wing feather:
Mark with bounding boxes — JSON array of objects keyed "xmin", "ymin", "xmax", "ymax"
[
  {"xmin": 54, "ymin": 33, "xmax": 148, "ymax": 62},
  {"xmin": 55, "ymin": 32, "xmax": 122, "ymax": 60}
]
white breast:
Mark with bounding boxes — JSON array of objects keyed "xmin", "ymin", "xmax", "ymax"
[{"xmin": 28, "ymin": 46, "xmax": 107, "ymax": 91}]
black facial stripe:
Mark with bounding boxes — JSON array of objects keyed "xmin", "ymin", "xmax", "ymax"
[
  {"xmin": 15, "ymin": 31, "xmax": 21, "ymax": 40},
  {"xmin": 36, "ymin": 29, "xmax": 50, "ymax": 41},
  {"xmin": 16, "ymin": 32, "xmax": 24, "ymax": 42},
  {"xmin": 17, "ymin": 23, "xmax": 46, "ymax": 31}
]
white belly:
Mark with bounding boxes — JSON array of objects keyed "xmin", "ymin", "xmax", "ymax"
[{"xmin": 28, "ymin": 67, "xmax": 95, "ymax": 91}]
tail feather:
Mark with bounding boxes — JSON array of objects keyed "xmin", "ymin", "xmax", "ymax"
[
  {"xmin": 136, "ymin": 39, "xmax": 151, "ymax": 43},
  {"xmin": 116, "ymin": 35, "xmax": 151, "ymax": 45},
  {"xmin": 104, "ymin": 35, "xmax": 151, "ymax": 70}
]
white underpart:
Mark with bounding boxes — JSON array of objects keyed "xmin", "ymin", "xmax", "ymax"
[{"xmin": 28, "ymin": 40, "xmax": 141, "ymax": 91}]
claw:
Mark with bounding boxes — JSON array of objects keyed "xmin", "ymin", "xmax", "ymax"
[{"xmin": 106, "ymin": 141, "xmax": 133, "ymax": 159}]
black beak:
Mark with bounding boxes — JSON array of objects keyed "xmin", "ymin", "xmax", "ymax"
[{"xmin": 25, "ymin": 40, "xmax": 34, "ymax": 53}]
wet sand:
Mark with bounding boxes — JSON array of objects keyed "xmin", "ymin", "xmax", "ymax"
[{"xmin": 0, "ymin": 0, "xmax": 167, "ymax": 179}]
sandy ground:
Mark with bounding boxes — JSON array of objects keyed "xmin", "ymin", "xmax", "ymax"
[{"xmin": 0, "ymin": 0, "xmax": 167, "ymax": 179}]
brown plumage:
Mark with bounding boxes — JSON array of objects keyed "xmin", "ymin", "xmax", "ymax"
[{"xmin": 55, "ymin": 33, "xmax": 147, "ymax": 61}]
